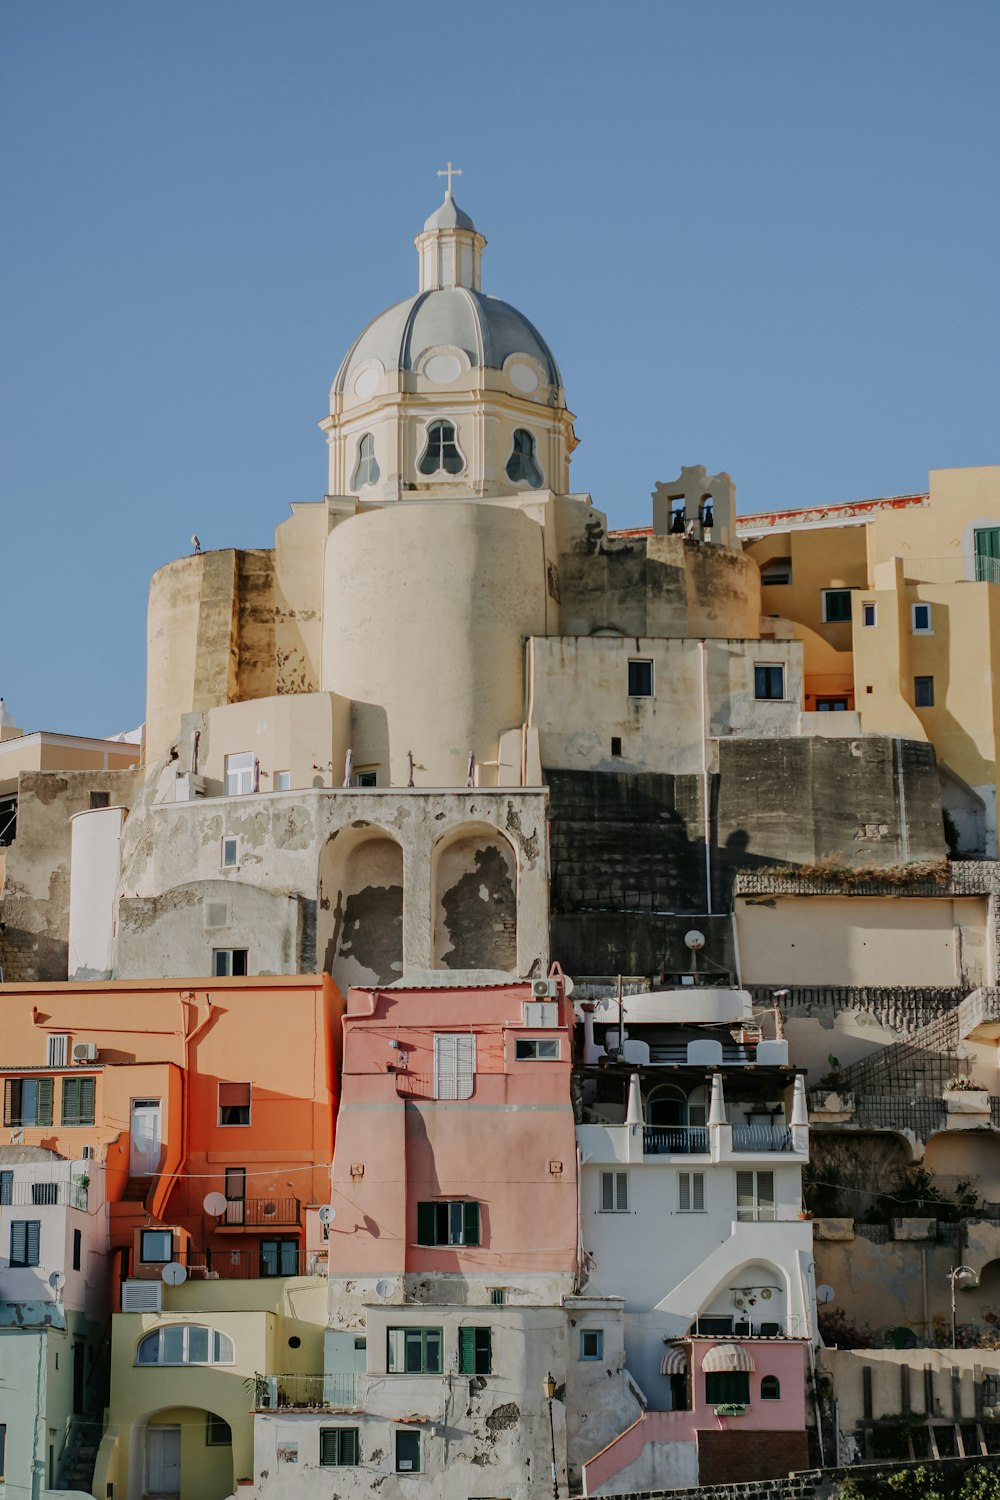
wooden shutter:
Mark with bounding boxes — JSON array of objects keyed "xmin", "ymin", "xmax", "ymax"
[
  {"xmin": 37, "ymin": 1078, "xmax": 54, "ymax": 1126},
  {"xmin": 0, "ymin": 1171, "xmax": 11, "ymax": 1205},
  {"xmin": 463, "ymin": 1200, "xmax": 480, "ymax": 1247},
  {"xmin": 78, "ymin": 1076, "xmax": 95, "ymax": 1124},
  {"xmin": 10, "ymin": 1220, "xmax": 26, "ymax": 1264},
  {"xmin": 416, "ymin": 1202, "xmax": 435, "ymax": 1245},
  {"xmin": 458, "ymin": 1326, "xmax": 475, "ymax": 1374},
  {"xmin": 4, "ymin": 1079, "xmax": 21, "ymax": 1125}
]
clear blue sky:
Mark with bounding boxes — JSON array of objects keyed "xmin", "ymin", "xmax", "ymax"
[{"xmin": 2, "ymin": 1, "xmax": 997, "ymax": 738}]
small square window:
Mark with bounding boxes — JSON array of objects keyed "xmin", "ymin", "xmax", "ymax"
[
  {"xmin": 274, "ymin": 770, "xmax": 292, "ymax": 792},
  {"xmin": 912, "ymin": 602, "xmax": 932, "ymax": 633},
  {"xmin": 580, "ymin": 1329, "xmax": 604, "ymax": 1360},
  {"xmin": 915, "ymin": 675, "xmax": 935, "ymax": 708},
  {"xmin": 489, "ymin": 1287, "xmax": 506, "ymax": 1305},
  {"xmin": 89, "ymin": 791, "xmax": 111, "ymax": 809},
  {"xmin": 628, "ymin": 660, "xmax": 653, "ymax": 697},
  {"xmin": 213, "ymin": 948, "xmax": 248, "ymax": 977},
  {"xmin": 218, "ymin": 1082, "xmax": 251, "ymax": 1126},
  {"xmin": 611, "ymin": 736, "xmax": 622, "ymax": 757},
  {"xmin": 515, "ymin": 1038, "xmax": 559, "ymax": 1061},
  {"xmin": 140, "ymin": 1229, "xmax": 173, "ymax": 1263},
  {"xmin": 822, "ymin": 589, "xmax": 853, "ymax": 622},
  {"xmin": 320, "ymin": 1427, "xmax": 359, "ymax": 1466},
  {"xmin": 206, "ymin": 1415, "xmax": 232, "ymax": 1446},
  {"xmin": 395, "ymin": 1430, "xmax": 420, "ymax": 1473},
  {"xmin": 354, "ymin": 769, "xmax": 378, "ymax": 788},
  {"xmin": 225, "ymin": 751, "xmax": 256, "ymax": 796},
  {"xmin": 221, "ymin": 836, "xmax": 239, "ymax": 869},
  {"xmin": 862, "ymin": 602, "xmax": 877, "ymax": 627},
  {"xmin": 754, "ymin": 664, "xmax": 785, "ymax": 701}
]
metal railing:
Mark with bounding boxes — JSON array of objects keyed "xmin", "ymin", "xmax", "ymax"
[
  {"xmin": 176, "ymin": 1248, "xmax": 319, "ymax": 1281},
  {"xmin": 643, "ymin": 1126, "xmax": 709, "ymax": 1155},
  {"xmin": 732, "ymin": 1124, "xmax": 794, "ymax": 1152},
  {"xmin": 261, "ymin": 1373, "xmax": 357, "ymax": 1409},
  {"xmin": 901, "ymin": 555, "xmax": 1000, "ymax": 585},
  {"xmin": 0, "ymin": 1180, "xmax": 88, "ymax": 1209},
  {"xmin": 647, "ymin": 1044, "xmax": 758, "ymax": 1066},
  {"xmin": 394, "ymin": 1073, "xmax": 475, "ymax": 1101},
  {"xmin": 223, "ymin": 1196, "xmax": 300, "ymax": 1227}
]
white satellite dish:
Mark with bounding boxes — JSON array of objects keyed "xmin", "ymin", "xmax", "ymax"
[
  {"xmin": 48, "ymin": 1271, "xmax": 66, "ymax": 1291},
  {"xmin": 816, "ymin": 1284, "xmax": 836, "ymax": 1305},
  {"xmin": 374, "ymin": 1279, "xmax": 390, "ymax": 1300},
  {"xmin": 318, "ymin": 1205, "xmax": 336, "ymax": 1225},
  {"xmin": 684, "ymin": 930, "xmax": 706, "ymax": 951},
  {"xmin": 203, "ymin": 1191, "xmax": 228, "ymax": 1217},
  {"xmin": 562, "ymin": 975, "xmax": 575, "ymax": 997},
  {"xmin": 162, "ymin": 1262, "xmax": 188, "ymax": 1286}
]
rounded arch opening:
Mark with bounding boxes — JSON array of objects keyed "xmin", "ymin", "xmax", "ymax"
[
  {"xmin": 318, "ymin": 824, "xmax": 404, "ymax": 990},
  {"xmin": 431, "ymin": 822, "xmax": 517, "ymax": 972},
  {"xmin": 130, "ymin": 1405, "xmax": 237, "ymax": 1500}
]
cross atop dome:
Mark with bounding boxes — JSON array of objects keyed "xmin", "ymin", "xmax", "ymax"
[{"xmin": 436, "ymin": 159, "xmax": 462, "ymax": 194}]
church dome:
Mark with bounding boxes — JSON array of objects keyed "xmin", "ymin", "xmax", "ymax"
[{"xmin": 333, "ymin": 287, "xmax": 562, "ymax": 397}]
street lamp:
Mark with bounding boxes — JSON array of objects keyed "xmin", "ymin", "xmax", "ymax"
[
  {"xmin": 543, "ymin": 1371, "xmax": 558, "ymax": 1499},
  {"xmin": 949, "ymin": 1265, "xmax": 979, "ymax": 1349}
]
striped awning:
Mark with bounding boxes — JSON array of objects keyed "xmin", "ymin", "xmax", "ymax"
[
  {"xmin": 660, "ymin": 1346, "xmax": 688, "ymax": 1376},
  {"xmin": 701, "ymin": 1342, "xmax": 756, "ymax": 1374}
]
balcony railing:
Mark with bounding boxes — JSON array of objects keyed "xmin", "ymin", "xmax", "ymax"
[
  {"xmin": 0, "ymin": 1181, "xmax": 88, "ymax": 1210},
  {"xmin": 222, "ymin": 1196, "xmax": 300, "ymax": 1227},
  {"xmin": 260, "ymin": 1373, "xmax": 357, "ymax": 1410},
  {"xmin": 176, "ymin": 1248, "xmax": 319, "ymax": 1281},
  {"xmin": 643, "ymin": 1126, "xmax": 709, "ymax": 1155},
  {"xmin": 901, "ymin": 555, "xmax": 1000, "ymax": 585},
  {"xmin": 394, "ymin": 1073, "xmax": 475, "ymax": 1101},
  {"xmin": 647, "ymin": 1044, "xmax": 757, "ymax": 1066},
  {"xmin": 732, "ymin": 1124, "xmax": 794, "ymax": 1152}
]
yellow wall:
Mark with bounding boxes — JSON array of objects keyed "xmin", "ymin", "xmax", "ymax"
[{"xmin": 147, "ymin": 1405, "xmax": 235, "ymax": 1500}]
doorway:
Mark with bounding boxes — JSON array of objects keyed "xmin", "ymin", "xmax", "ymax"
[
  {"xmin": 146, "ymin": 1425, "xmax": 181, "ymax": 1496},
  {"xmin": 130, "ymin": 1099, "xmax": 162, "ymax": 1176}
]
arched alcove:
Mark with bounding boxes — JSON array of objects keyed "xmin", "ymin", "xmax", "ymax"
[
  {"xmin": 431, "ymin": 824, "xmax": 517, "ymax": 971},
  {"xmin": 317, "ymin": 825, "xmax": 404, "ymax": 990}
]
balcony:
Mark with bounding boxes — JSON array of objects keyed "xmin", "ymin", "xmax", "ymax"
[
  {"xmin": 732, "ymin": 1124, "xmax": 794, "ymax": 1152},
  {"xmin": 221, "ymin": 1196, "xmax": 300, "ymax": 1227},
  {"xmin": 644, "ymin": 1126, "xmax": 709, "ymax": 1155},
  {"xmin": 257, "ymin": 1373, "xmax": 357, "ymax": 1410},
  {"xmin": 0, "ymin": 1180, "xmax": 88, "ymax": 1210},
  {"xmin": 901, "ymin": 555, "xmax": 1000, "ymax": 585},
  {"xmin": 176, "ymin": 1248, "xmax": 318, "ymax": 1280},
  {"xmin": 394, "ymin": 1072, "xmax": 475, "ymax": 1101}
]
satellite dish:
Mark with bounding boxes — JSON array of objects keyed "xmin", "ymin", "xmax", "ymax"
[
  {"xmin": 684, "ymin": 930, "xmax": 706, "ymax": 951},
  {"xmin": 318, "ymin": 1205, "xmax": 336, "ymax": 1225},
  {"xmin": 162, "ymin": 1262, "xmax": 187, "ymax": 1286},
  {"xmin": 203, "ymin": 1191, "xmax": 228, "ymax": 1217},
  {"xmin": 816, "ymin": 1284, "xmax": 836, "ymax": 1305},
  {"xmin": 374, "ymin": 1279, "xmax": 391, "ymax": 1300},
  {"xmin": 48, "ymin": 1271, "xmax": 66, "ymax": 1291}
]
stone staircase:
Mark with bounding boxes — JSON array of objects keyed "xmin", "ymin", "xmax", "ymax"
[{"xmin": 58, "ymin": 1411, "xmax": 104, "ymax": 1494}]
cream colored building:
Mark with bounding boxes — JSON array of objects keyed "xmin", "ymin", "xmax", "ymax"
[{"xmin": 740, "ymin": 465, "xmax": 1000, "ymax": 854}]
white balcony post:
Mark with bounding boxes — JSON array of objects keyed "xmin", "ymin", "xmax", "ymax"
[
  {"xmin": 791, "ymin": 1073, "xmax": 809, "ymax": 1153},
  {"xmin": 708, "ymin": 1074, "xmax": 731, "ymax": 1160},
  {"xmin": 626, "ymin": 1071, "xmax": 644, "ymax": 1162}
]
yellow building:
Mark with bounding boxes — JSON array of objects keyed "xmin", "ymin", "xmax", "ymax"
[{"xmin": 740, "ymin": 464, "xmax": 1000, "ymax": 854}]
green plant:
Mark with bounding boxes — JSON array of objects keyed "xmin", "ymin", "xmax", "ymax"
[
  {"xmin": 713, "ymin": 1402, "xmax": 746, "ymax": 1416},
  {"xmin": 818, "ymin": 1054, "xmax": 846, "ymax": 1091},
  {"xmin": 959, "ymin": 1466, "xmax": 1000, "ymax": 1499},
  {"xmin": 242, "ymin": 1371, "xmax": 270, "ymax": 1410},
  {"xmin": 74, "ymin": 1174, "xmax": 90, "ymax": 1190},
  {"xmin": 945, "ymin": 1076, "xmax": 982, "ymax": 1092}
]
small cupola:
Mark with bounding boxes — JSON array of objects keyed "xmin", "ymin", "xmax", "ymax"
[{"xmin": 414, "ymin": 164, "xmax": 486, "ymax": 292}]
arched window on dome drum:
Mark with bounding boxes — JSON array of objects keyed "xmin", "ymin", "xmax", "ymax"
[
  {"xmin": 418, "ymin": 420, "xmax": 464, "ymax": 476},
  {"xmin": 506, "ymin": 429, "xmax": 543, "ymax": 489},
  {"xmin": 352, "ymin": 433, "xmax": 380, "ymax": 490},
  {"xmin": 135, "ymin": 1324, "xmax": 235, "ymax": 1366}
]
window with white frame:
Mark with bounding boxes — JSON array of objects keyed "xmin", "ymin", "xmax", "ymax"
[
  {"xmin": 418, "ymin": 419, "xmax": 464, "ymax": 476},
  {"xmin": 354, "ymin": 768, "xmax": 378, "ymax": 787},
  {"xmin": 912, "ymin": 602, "xmax": 932, "ymax": 634},
  {"xmin": 136, "ymin": 1325, "xmax": 235, "ymax": 1366},
  {"xmin": 274, "ymin": 770, "xmax": 292, "ymax": 791},
  {"xmin": 862, "ymin": 601, "xmax": 877, "ymax": 627},
  {"xmin": 213, "ymin": 948, "xmax": 248, "ymax": 977},
  {"xmin": 221, "ymin": 836, "xmax": 239, "ymax": 869},
  {"xmin": 515, "ymin": 1037, "xmax": 559, "ymax": 1061},
  {"xmin": 600, "ymin": 1170, "xmax": 629, "ymax": 1212},
  {"xmin": 224, "ymin": 751, "xmax": 255, "ymax": 796},
  {"xmin": 433, "ymin": 1033, "xmax": 475, "ymax": 1100},
  {"xmin": 736, "ymin": 1169, "xmax": 775, "ymax": 1222},
  {"xmin": 352, "ymin": 433, "xmax": 380, "ymax": 490},
  {"xmin": 506, "ymin": 428, "xmax": 543, "ymax": 488},
  {"xmin": 678, "ymin": 1171, "xmax": 705, "ymax": 1212},
  {"xmin": 628, "ymin": 659, "xmax": 653, "ymax": 697},
  {"xmin": 46, "ymin": 1034, "xmax": 69, "ymax": 1067}
]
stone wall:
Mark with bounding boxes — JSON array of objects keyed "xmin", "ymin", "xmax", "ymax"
[{"xmin": 697, "ymin": 1428, "xmax": 811, "ymax": 1487}]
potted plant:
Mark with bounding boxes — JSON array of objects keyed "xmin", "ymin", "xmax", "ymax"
[
  {"xmin": 243, "ymin": 1371, "xmax": 271, "ymax": 1410},
  {"xmin": 714, "ymin": 1402, "xmax": 747, "ymax": 1418},
  {"xmin": 943, "ymin": 1077, "xmax": 989, "ymax": 1113}
]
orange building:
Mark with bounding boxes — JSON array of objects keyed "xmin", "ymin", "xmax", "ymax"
[{"xmin": 0, "ymin": 975, "xmax": 342, "ymax": 1288}]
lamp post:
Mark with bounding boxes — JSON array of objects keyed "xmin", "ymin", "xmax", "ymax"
[
  {"xmin": 543, "ymin": 1371, "xmax": 559, "ymax": 1499},
  {"xmin": 949, "ymin": 1265, "xmax": 978, "ymax": 1349}
]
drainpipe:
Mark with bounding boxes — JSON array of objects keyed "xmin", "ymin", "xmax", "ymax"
[
  {"xmin": 154, "ymin": 992, "xmax": 213, "ymax": 1220},
  {"xmin": 699, "ymin": 641, "xmax": 713, "ymax": 916}
]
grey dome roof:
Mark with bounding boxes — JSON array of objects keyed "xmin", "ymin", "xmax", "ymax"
[
  {"xmin": 423, "ymin": 190, "xmax": 476, "ymax": 232},
  {"xmin": 334, "ymin": 286, "xmax": 563, "ymax": 394}
]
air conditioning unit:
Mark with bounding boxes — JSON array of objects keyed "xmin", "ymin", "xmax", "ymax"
[
  {"xmin": 72, "ymin": 1042, "xmax": 98, "ymax": 1063},
  {"xmin": 532, "ymin": 979, "xmax": 558, "ymax": 998},
  {"xmin": 122, "ymin": 1280, "xmax": 162, "ymax": 1312},
  {"xmin": 174, "ymin": 773, "xmax": 206, "ymax": 802}
]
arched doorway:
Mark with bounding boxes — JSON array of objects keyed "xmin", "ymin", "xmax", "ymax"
[
  {"xmin": 431, "ymin": 824, "xmax": 517, "ymax": 971},
  {"xmin": 317, "ymin": 826, "xmax": 404, "ymax": 990}
]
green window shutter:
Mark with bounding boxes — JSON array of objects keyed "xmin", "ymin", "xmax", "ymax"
[
  {"xmin": 463, "ymin": 1200, "xmax": 480, "ymax": 1247},
  {"xmin": 10, "ymin": 1221, "xmax": 26, "ymax": 1264},
  {"xmin": 4, "ymin": 1078, "xmax": 21, "ymax": 1126},
  {"xmin": 79, "ymin": 1077, "xmax": 95, "ymax": 1125},
  {"xmin": 62, "ymin": 1078, "xmax": 79, "ymax": 1125},
  {"xmin": 38, "ymin": 1077, "xmax": 54, "ymax": 1126},
  {"xmin": 416, "ymin": 1202, "xmax": 435, "ymax": 1245},
  {"xmin": 458, "ymin": 1326, "xmax": 475, "ymax": 1374},
  {"xmin": 475, "ymin": 1326, "xmax": 491, "ymax": 1374},
  {"xmin": 340, "ymin": 1428, "xmax": 358, "ymax": 1465}
]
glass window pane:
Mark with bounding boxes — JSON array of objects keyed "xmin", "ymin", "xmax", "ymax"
[
  {"xmin": 404, "ymin": 1330, "xmax": 423, "ymax": 1372},
  {"xmin": 188, "ymin": 1326, "xmax": 209, "ymax": 1362},
  {"xmin": 137, "ymin": 1333, "xmax": 159, "ymax": 1364},
  {"xmin": 424, "ymin": 1330, "xmax": 442, "ymax": 1373},
  {"xmin": 162, "ymin": 1326, "xmax": 185, "ymax": 1363}
]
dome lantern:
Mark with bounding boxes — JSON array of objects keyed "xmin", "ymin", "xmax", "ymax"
[{"xmin": 414, "ymin": 162, "xmax": 486, "ymax": 293}]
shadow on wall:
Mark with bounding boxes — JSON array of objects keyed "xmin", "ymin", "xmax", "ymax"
[
  {"xmin": 317, "ymin": 827, "xmax": 404, "ymax": 990},
  {"xmin": 432, "ymin": 825, "xmax": 517, "ymax": 970}
]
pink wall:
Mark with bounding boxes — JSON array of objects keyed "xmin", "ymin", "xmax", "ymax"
[
  {"xmin": 329, "ymin": 984, "xmax": 578, "ymax": 1276},
  {"xmin": 583, "ymin": 1341, "xmax": 808, "ymax": 1493}
]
